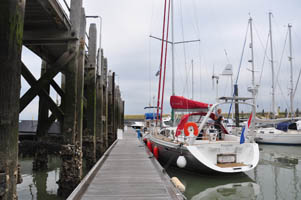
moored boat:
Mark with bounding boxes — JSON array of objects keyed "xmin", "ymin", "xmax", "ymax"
[
  {"xmin": 255, "ymin": 121, "xmax": 301, "ymax": 145},
  {"xmin": 148, "ymin": 96, "xmax": 259, "ymax": 174}
]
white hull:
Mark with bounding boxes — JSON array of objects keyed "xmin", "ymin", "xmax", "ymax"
[
  {"xmin": 149, "ymin": 133, "xmax": 259, "ymax": 174},
  {"xmin": 255, "ymin": 128, "xmax": 301, "ymax": 145}
]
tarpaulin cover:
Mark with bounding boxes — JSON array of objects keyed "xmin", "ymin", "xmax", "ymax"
[
  {"xmin": 145, "ymin": 113, "xmax": 160, "ymax": 120},
  {"xmin": 170, "ymin": 96, "xmax": 210, "ymax": 110},
  {"xmin": 276, "ymin": 121, "xmax": 290, "ymax": 132}
]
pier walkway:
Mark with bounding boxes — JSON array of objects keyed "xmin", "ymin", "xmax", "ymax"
[{"xmin": 68, "ymin": 128, "xmax": 183, "ymax": 200}]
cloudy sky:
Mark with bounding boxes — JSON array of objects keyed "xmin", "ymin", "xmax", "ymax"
[{"xmin": 20, "ymin": 0, "xmax": 301, "ymax": 119}]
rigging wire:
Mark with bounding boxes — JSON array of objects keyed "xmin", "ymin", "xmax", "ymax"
[
  {"xmin": 148, "ymin": 35, "xmax": 152, "ymax": 106},
  {"xmin": 257, "ymin": 33, "xmax": 270, "ymax": 87},
  {"xmin": 275, "ymin": 28, "xmax": 288, "ymax": 92},
  {"xmin": 227, "ymin": 20, "xmax": 250, "ymax": 119},
  {"xmin": 178, "ymin": 0, "xmax": 189, "ymax": 96},
  {"xmin": 148, "ymin": 0, "xmax": 155, "ymax": 106}
]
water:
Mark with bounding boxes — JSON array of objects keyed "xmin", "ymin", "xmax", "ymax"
[
  {"xmin": 17, "ymin": 145, "xmax": 301, "ymax": 200},
  {"xmin": 167, "ymin": 144, "xmax": 301, "ymax": 200},
  {"xmin": 17, "ymin": 156, "xmax": 64, "ymax": 200}
]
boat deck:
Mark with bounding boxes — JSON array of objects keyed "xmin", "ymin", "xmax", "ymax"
[
  {"xmin": 68, "ymin": 128, "xmax": 183, "ymax": 200},
  {"xmin": 216, "ymin": 163, "xmax": 247, "ymax": 168}
]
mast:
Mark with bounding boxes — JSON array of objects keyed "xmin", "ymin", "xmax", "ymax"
[
  {"xmin": 269, "ymin": 12, "xmax": 276, "ymax": 117},
  {"xmin": 171, "ymin": 0, "xmax": 175, "ymax": 126},
  {"xmin": 288, "ymin": 24, "xmax": 294, "ymax": 117},
  {"xmin": 171, "ymin": 0, "xmax": 175, "ymax": 96},
  {"xmin": 192, "ymin": 60, "xmax": 194, "ymax": 100},
  {"xmin": 249, "ymin": 17, "xmax": 256, "ymax": 115}
]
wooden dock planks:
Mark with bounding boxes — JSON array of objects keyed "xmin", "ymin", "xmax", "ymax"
[{"xmin": 74, "ymin": 128, "xmax": 182, "ymax": 200}]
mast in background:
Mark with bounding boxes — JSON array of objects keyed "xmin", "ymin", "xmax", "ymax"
[
  {"xmin": 269, "ymin": 12, "xmax": 276, "ymax": 117},
  {"xmin": 248, "ymin": 17, "xmax": 257, "ymax": 116},
  {"xmin": 288, "ymin": 24, "xmax": 294, "ymax": 118}
]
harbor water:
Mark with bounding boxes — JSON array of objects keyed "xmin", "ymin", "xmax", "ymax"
[
  {"xmin": 17, "ymin": 156, "xmax": 64, "ymax": 200},
  {"xmin": 167, "ymin": 144, "xmax": 301, "ymax": 200},
  {"xmin": 17, "ymin": 144, "xmax": 301, "ymax": 200}
]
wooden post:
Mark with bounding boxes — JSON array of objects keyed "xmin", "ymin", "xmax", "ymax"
[
  {"xmin": 122, "ymin": 101, "xmax": 125, "ymax": 129},
  {"xmin": 74, "ymin": 7, "xmax": 86, "ymax": 179},
  {"xmin": 83, "ymin": 24, "xmax": 97, "ymax": 169},
  {"xmin": 33, "ymin": 61, "xmax": 50, "ymax": 170},
  {"xmin": 102, "ymin": 57, "xmax": 109, "ymax": 151},
  {"xmin": 58, "ymin": 0, "xmax": 83, "ymax": 197},
  {"xmin": 0, "ymin": 0, "xmax": 25, "ymax": 199},
  {"xmin": 96, "ymin": 74, "xmax": 102, "ymax": 159},
  {"xmin": 108, "ymin": 72, "xmax": 116, "ymax": 146}
]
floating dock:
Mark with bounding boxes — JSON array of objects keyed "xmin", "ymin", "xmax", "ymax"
[{"xmin": 68, "ymin": 128, "xmax": 184, "ymax": 200}]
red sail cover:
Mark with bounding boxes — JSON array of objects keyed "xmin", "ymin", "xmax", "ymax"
[{"xmin": 170, "ymin": 96, "xmax": 210, "ymax": 110}]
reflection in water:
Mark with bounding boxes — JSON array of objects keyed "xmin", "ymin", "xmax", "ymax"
[
  {"xmin": 246, "ymin": 145, "xmax": 301, "ymax": 200},
  {"xmin": 167, "ymin": 145, "xmax": 301, "ymax": 200},
  {"xmin": 191, "ymin": 182, "xmax": 259, "ymax": 200},
  {"xmin": 167, "ymin": 167, "xmax": 259, "ymax": 200},
  {"xmin": 17, "ymin": 156, "xmax": 63, "ymax": 200},
  {"xmin": 17, "ymin": 145, "xmax": 301, "ymax": 200}
]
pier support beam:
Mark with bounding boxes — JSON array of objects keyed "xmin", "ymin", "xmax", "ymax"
[
  {"xmin": 58, "ymin": 0, "xmax": 83, "ymax": 197},
  {"xmin": 83, "ymin": 24, "xmax": 97, "ymax": 170},
  {"xmin": 0, "ymin": 0, "xmax": 25, "ymax": 199},
  {"xmin": 108, "ymin": 72, "xmax": 116, "ymax": 146},
  {"xmin": 96, "ymin": 75, "xmax": 103, "ymax": 159},
  {"xmin": 75, "ymin": 7, "xmax": 86, "ymax": 172},
  {"xmin": 101, "ymin": 57, "xmax": 109, "ymax": 153},
  {"xmin": 33, "ymin": 61, "xmax": 50, "ymax": 171}
]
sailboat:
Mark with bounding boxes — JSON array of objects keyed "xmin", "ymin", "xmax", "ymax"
[
  {"xmin": 145, "ymin": 1, "xmax": 259, "ymax": 173},
  {"xmin": 254, "ymin": 13, "xmax": 301, "ymax": 145},
  {"xmin": 148, "ymin": 96, "xmax": 259, "ymax": 173}
]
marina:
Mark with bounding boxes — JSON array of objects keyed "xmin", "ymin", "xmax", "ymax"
[
  {"xmin": 1, "ymin": 0, "xmax": 301, "ymax": 199},
  {"xmin": 16, "ymin": 128, "xmax": 301, "ymax": 200}
]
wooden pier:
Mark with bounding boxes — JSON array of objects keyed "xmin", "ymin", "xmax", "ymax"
[{"xmin": 68, "ymin": 128, "xmax": 184, "ymax": 200}]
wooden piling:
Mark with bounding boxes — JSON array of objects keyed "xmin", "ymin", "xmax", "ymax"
[
  {"xmin": 107, "ymin": 72, "xmax": 115, "ymax": 146},
  {"xmin": 0, "ymin": 0, "xmax": 25, "ymax": 199},
  {"xmin": 83, "ymin": 24, "xmax": 97, "ymax": 170},
  {"xmin": 96, "ymin": 72, "xmax": 103, "ymax": 159},
  {"xmin": 58, "ymin": 0, "xmax": 83, "ymax": 197},
  {"xmin": 102, "ymin": 57, "xmax": 109, "ymax": 151},
  {"xmin": 33, "ymin": 61, "xmax": 50, "ymax": 170},
  {"xmin": 74, "ymin": 7, "xmax": 86, "ymax": 179}
]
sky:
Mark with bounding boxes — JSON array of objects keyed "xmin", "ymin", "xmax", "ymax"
[{"xmin": 20, "ymin": 0, "xmax": 301, "ymax": 119}]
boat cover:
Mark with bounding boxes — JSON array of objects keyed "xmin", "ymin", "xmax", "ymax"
[
  {"xmin": 276, "ymin": 121, "xmax": 290, "ymax": 132},
  {"xmin": 170, "ymin": 96, "xmax": 210, "ymax": 111},
  {"xmin": 145, "ymin": 112, "xmax": 160, "ymax": 120}
]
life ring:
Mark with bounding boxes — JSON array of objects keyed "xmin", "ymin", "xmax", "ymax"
[{"xmin": 184, "ymin": 122, "xmax": 199, "ymax": 136}]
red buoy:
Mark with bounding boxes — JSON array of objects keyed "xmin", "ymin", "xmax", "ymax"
[
  {"xmin": 153, "ymin": 146, "xmax": 159, "ymax": 159},
  {"xmin": 147, "ymin": 140, "xmax": 152, "ymax": 152}
]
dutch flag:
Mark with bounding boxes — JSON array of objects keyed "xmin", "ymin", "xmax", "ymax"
[{"xmin": 240, "ymin": 112, "xmax": 253, "ymax": 144}]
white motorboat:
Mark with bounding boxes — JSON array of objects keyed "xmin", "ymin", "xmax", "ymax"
[
  {"xmin": 130, "ymin": 121, "xmax": 144, "ymax": 130},
  {"xmin": 255, "ymin": 120, "xmax": 301, "ymax": 145},
  {"xmin": 147, "ymin": 96, "xmax": 259, "ymax": 174}
]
